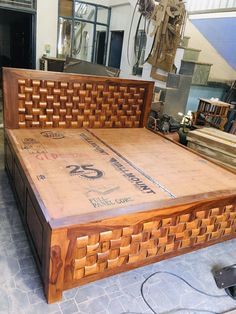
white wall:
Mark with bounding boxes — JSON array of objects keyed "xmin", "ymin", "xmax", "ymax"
[
  {"xmin": 87, "ymin": 0, "xmax": 109, "ymax": 5},
  {"xmin": 36, "ymin": 0, "xmax": 58, "ymax": 68},
  {"xmin": 108, "ymin": 3, "xmax": 133, "ymax": 78},
  {"xmin": 109, "ymin": 4, "xmax": 149, "ymax": 81},
  {"xmin": 109, "ymin": 0, "xmax": 129, "ymax": 6},
  {"xmin": 185, "ymin": 18, "xmax": 236, "ymax": 82}
]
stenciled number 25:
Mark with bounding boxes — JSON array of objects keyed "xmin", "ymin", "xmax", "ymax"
[{"xmin": 66, "ymin": 165, "xmax": 103, "ymax": 180}]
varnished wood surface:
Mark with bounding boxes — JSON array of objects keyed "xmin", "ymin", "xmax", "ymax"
[
  {"xmin": 4, "ymin": 128, "xmax": 236, "ymax": 304},
  {"xmin": 199, "ymin": 98, "xmax": 231, "ymax": 107},
  {"xmin": 3, "ymin": 68, "xmax": 154, "ymax": 129},
  {"xmin": 187, "ymin": 127, "xmax": 236, "ymax": 171},
  {"xmin": 7, "ymin": 128, "xmax": 236, "ymax": 222},
  {"xmin": 3, "ymin": 68, "xmax": 236, "ymax": 304},
  {"xmin": 92, "ymin": 128, "xmax": 236, "ymax": 194},
  {"xmin": 188, "ymin": 128, "xmax": 236, "ymax": 155}
]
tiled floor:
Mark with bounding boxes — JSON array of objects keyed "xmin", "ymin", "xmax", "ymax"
[{"xmin": 0, "ymin": 129, "xmax": 236, "ymax": 314}]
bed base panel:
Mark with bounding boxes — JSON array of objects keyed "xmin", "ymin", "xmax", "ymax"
[
  {"xmin": 5, "ymin": 135, "xmax": 52, "ymax": 294},
  {"xmin": 5, "ymin": 129, "xmax": 236, "ymax": 304}
]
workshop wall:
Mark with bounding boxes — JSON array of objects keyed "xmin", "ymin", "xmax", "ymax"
[
  {"xmin": 35, "ymin": 0, "xmax": 236, "ymax": 88},
  {"xmin": 36, "ymin": 0, "xmax": 58, "ymax": 68},
  {"xmin": 90, "ymin": 0, "xmax": 109, "ymax": 5},
  {"xmin": 185, "ymin": 16, "xmax": 236, "ymax": 82},
  {"xmin": 186, "ymin": 85, "xmax": 227, "ymax": 113},
  {"xmin": 109, "ymin": 1, "xmax": 143, "ymax": 79},
  {"xmin": 192, "ymin": 16, "xmax": 236, "ymax": 71}
]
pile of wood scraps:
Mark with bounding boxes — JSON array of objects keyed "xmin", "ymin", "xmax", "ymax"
[
  {"xmin": 138, "ymin": 0, "xmax": 186, "ymax": 81},
  {"xmin": 149, "ymin": 0, "xmax": 186, "ymax": 81},
  {"xmin": 187, "ymin": 127, "xmax": 236, "ymax": 172}
]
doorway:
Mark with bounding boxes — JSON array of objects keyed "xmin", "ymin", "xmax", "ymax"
[
  {"xmin": 0, "ymin": 8, "xmax": 36, "ymax": 125},
  {"xmin": 95, "ymin": 31, "xmax": 107, "ymax": 65},
  {"xmin": 108, "ymin": 31, "xmax": 124, "ymax": 69},
  {"xmin": 0, "ymin": 8, "xmax": 35, "ymax": 72}
]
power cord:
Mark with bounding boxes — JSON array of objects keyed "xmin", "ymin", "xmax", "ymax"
[{"xmin": 122, "ymin": 271, "xmax": 235, "ymax": 314}]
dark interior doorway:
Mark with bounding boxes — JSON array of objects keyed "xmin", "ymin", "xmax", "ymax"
[
  {"xmin": 0, "ymin": 8, "xmax": 35, "ymax": 75},
  {"xmin": 108, "ymin": 31, "xmax": 124, "ymax": 69},
  {"xmin": 95, "ymin": 31, "xmax": 106, "ymax": 65}
]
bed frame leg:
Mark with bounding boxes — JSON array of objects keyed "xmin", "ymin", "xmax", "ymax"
[
  {"xmin": 46, "ymin": 230, "xmax": 69, "ymax": 304},
  {"xmin": 47, "ymin": 284, "xmax": 63, "ymax": 304}
]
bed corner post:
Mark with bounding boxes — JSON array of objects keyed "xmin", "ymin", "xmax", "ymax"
[
  {"xmin": 140, "ymin": 81, "xmax": 154, "ymax": 128},
  {"xmin": 46, "ymin": 228, "xmax": 69, "ymax": 303}
]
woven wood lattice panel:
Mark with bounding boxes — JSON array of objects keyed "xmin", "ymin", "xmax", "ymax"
[
  {"xmin": 17, "ymin": 79, "xmax": 146, "ymax": 128},
  {"xmin": 70, "ymin": 204, "xmax": 236, "ymax": 280}
]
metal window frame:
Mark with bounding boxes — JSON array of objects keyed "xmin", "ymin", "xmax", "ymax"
[{"xmin": 57, "ymin": 0, "xmax": 111, "ymax": 64}]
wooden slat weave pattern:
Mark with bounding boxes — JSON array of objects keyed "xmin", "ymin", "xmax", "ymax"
[
  {"xmin": 71, "ymin": 204, "xmax": 236, "ymax": 280},
  {"xmin": 17, "ymin": 79, "xmax": 147, "ymax": 128}
]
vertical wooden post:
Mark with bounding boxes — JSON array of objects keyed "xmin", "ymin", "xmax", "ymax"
[
  {"xmin": 46, "ymin": 229, "xmax": 69, "ymax": 303},
  {"xmin": 141, "ymin": 82, "xmax": 154, "ymax": 127}
]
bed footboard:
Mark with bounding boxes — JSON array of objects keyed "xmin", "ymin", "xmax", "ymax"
[{"xmin": 46, "ymin": 194, "xmax": 236, "ymax": 303}]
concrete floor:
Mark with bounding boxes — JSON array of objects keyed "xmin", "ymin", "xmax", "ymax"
[
  {"xmin": 0, "ymin": 129, "xmax": 236, "ymax": 314},
  {"xmin": 0, "ymin": 89, "xmax": 2, "ymax": 126}
]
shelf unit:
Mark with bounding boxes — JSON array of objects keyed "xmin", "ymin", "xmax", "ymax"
[{"xmin": 194, "ymin": 98, "xmax": 230, "ymax": 130}]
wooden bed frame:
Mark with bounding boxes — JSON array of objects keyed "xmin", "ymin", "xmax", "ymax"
[{"xmin": 3, "ymin": 68, "xmax": 236, "ymax": 304}]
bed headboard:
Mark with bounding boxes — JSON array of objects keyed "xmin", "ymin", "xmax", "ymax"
[{"xmin": 3, "ymin": 68, "xmax": 154, "ymax": 129}]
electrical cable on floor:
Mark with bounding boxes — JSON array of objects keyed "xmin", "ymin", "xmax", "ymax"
[{"xmin": 122, "ymin": 271, "xmax": 236, "ymax": 314}]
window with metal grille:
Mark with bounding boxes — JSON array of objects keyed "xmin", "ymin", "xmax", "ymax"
[{"xmin": 58, "ymin": 0, "xmax": 111, "ymax": 65}]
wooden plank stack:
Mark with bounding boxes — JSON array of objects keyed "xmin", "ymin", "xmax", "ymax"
[{"xmin": 187, "ymin": 127, "xmax": 236, "ymax": 171}]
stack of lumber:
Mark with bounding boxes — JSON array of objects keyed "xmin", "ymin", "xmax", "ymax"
[{"xmin": 187, "ymin": 127, "xmax": 236, "ymax": 171}]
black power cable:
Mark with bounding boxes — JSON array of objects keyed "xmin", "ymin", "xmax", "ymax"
[
  {"xmin": 122, "ymin": 271, "xmax": 235, "ymax": 314},
  {"xmin": 127, "ymin": 0, "xmax": 139, "ymax": 67},
  {"xmin": 127, "ymin": 0, "xmax": 155, "ymax": 68}
]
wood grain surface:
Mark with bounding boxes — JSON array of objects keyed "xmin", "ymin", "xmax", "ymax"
[
  {"xmin": 6, "ymin": 128, "xmax": 236, "ymax": 222},
  {"xmin": 3, "ymin": 68, "xmax": 154, "ymax": 129},
  {"xmin": 187, "ymin": 127, "xmax": 236, "ymax": 171},
  {"xmin": 3, "ymin": 68, "xmax": 236, "ymax": 304}
]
